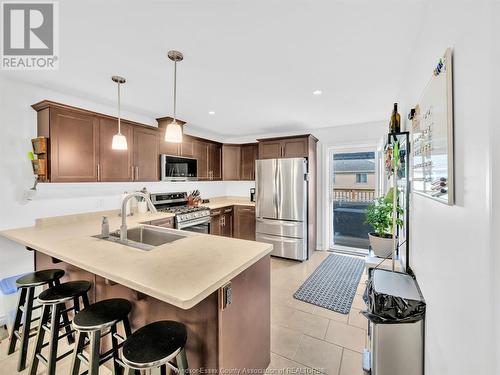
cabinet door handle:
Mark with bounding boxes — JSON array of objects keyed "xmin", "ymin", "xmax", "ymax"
[
  {"xmin": 135, "ymin": 166, "xmax": 139, "ymax": 181},
  {"xmin": 97, "ymin": 164, "xmax": 100, "ymax": 181},
  {"xmin": 131, "ymin": 165, "xmax": 135, "ymax": 181}
]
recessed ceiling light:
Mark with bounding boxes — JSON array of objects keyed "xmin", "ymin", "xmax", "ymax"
[
  {"xmin": 313, "ymin": 90, "xmax": 323, "ymax": 96},
  {"xmin": 208, "ymin": 111, "xmax": 215, "ymax": 115}
]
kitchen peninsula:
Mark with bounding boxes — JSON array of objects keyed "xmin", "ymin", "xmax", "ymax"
[{"xmin": 0, "ymin": 207, "xmax": 272, "ymax": 372}]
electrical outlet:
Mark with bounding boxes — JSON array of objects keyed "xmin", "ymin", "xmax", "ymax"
[{"xmin": 220, "ymin": 282, "xmax": 232, "ymax": 310}]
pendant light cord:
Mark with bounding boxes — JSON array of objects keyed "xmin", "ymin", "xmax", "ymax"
[
  {"xmin": 117, "ymin": 81, "xmax": 122, "ymax": 134},
  {"xmin": 173, "ymin": 60, "xmax": 177, "ymax": 122}
]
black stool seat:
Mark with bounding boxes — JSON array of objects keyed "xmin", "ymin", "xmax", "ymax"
[
  {"xmin": 16, "ymin": 269, "xmax": 65, "ymax": 287},
  {"xmin": 73, "ymin": 298, "xmax": 132, "ymax": 331},
  {"xmin": 123, "ymin": 321, "xmax": 187, "ymax": 368},
  {"xmin": 38, "ymin": 280, "xmax": 91, "ymax": 304}
]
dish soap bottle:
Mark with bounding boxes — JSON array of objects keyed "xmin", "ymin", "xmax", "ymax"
[
  {"xmin": 101, "ymin": 216, "xmax": 109, "ymax": 238},
  {"xmin": 389, "ymin": 103, "xmax": 401, "ymax": 133}
]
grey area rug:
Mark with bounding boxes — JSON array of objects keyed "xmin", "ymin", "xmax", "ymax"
[{"xmin": 294, "ymin": 254, "xmax": 365, "ymax": 314}]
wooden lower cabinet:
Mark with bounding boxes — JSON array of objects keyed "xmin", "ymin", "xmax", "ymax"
[
  {"xmin": 34, "ymin": 250, "xmax": 271, "ymax": 372},
  {"xmin": 210, "ymin": 206, "xmax": 233, "ymax": 237},
  {"xmin": 233, "ymin": 206, "xmax": 256, "ymax": 241},
  {"xmin": 211, "ymin": 205, "xmax": 255, "ymax": 240}
]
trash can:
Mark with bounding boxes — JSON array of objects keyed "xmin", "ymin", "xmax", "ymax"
[{"xmin": 362, "ymin": 269, "xmax": 425, "ymax": 375}]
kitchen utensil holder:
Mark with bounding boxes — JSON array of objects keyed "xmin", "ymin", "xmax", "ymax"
[{"xmin": 31, "ymin": 159, "xmax": 47, "ymax": 176}]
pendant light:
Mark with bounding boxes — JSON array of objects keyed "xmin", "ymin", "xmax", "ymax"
[
  {"xmin": 111, "ymin": 75, "xmax": 128, "ymax": 150},
  {"xmin": 165, "ymin": 50, "xmax": 184, "ymax": 143}
]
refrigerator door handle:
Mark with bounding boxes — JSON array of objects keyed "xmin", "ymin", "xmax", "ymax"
[{"xmin": 273, "ymin": 160, "xmax": 279, "ymax": 218}]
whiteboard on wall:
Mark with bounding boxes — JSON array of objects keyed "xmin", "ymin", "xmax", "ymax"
[{"xmin": 411, "ymin": 48, "xmax": 454, "ymax": 205}]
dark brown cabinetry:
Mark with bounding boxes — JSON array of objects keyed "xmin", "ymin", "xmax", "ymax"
[
  {"xmin": 47, "ymin": 107, "xmax": 100, "ymax": 182},
  {"xmin": 210, "ymin": 206, "xmax": 233, "ymax": 237},
  {"xmin": 133, "ymin": 126, "xmax": 159, "ymax": 181},
  {"xmin": 99, "ymin": 118, "xmax": 133, "ymax": 182},
  {"xmin": 222, "ymin": 145, "xmax": 241, "ymax": 180},
  {"xmin": 257, "ymin": 135, "xmax": 310, "ymax": 159},
  {"xmin": 181, "ymin": 135, "xmax": 196, "ymax": 158},
  {"xmin": 240, "ymin": 143, "xmax": 258, "ymax": 180},
  {"xmin": 233, "ymin": 206, "xmax": 256, "ymax": 241},
  {"xmin": 33, "ymin": 101, "xmax": 312, "ymax": 185},
  {"xmin": 209, "ymin": 143, "xmax": 222, "ymax": 180}
]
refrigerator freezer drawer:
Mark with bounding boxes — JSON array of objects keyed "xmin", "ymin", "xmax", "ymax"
[
  {"xmin": 256, "ymin": 233, "xmax": 307, "ymax": 261},
  {"xmin": 256, "ymin": 218, "xmax": 305, "ymax": 238}
]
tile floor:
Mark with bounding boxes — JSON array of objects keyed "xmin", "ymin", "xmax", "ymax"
[
  {"xmin": 0, "ymin": 251, "xmax": 369, "ymax": 375},
  {"xmin": 268, "ymin": 250, "xmax": 369, "ymax": 375}
]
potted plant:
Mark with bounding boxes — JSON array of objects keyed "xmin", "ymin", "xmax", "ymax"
[{"xmin": 365, "ymin": 189, "xmax": 403, "ymax": 258}]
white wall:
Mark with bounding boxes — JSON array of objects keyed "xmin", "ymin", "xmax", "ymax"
[
  {"xmin": 0, "ymin": 76, "xmax": 252, "ymax": 320},
  {"xmin": 398, "ymin": 1, "xmax": 496, "ymax": 374},
  {"xmin": 492, "ymin": 2, "xmax": 500, "ymax": 373}
]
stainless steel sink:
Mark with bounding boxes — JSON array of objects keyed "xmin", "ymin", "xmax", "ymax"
[{"xmin": 94, "ymin": 225, "xmax": 190, "ymax": 251}]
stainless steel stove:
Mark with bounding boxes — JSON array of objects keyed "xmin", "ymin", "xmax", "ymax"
[{"xmin": 150, "ymin": 192, "xmax": 211, "ymax": 233}]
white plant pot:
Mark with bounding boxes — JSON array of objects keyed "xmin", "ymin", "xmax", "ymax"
[
  {"xmin": 368, "ymin": 233, "xmax": 394, "ymax": 258},
  {"xmin": 137, "ymin": 201, "xmax": 148, "ymax": 214}
]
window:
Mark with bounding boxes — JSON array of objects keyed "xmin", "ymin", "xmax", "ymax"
[{"xmin": 356, "ymin": 173, "xmax": 368, "ymax": 184}]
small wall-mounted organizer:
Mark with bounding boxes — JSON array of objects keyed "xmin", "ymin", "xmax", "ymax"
[{"xmin": 31, "ymin": 136, "xmax": 48, "ymax": 181}]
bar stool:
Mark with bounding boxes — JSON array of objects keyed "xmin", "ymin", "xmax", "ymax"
[
  {"xmin": 70, "ymin": 298, "xmax": 133, "ymax": 375},
  {"xmin": 7, "ymin": 269, "xmax": 65, "ymax": 371},
  {"xmin": 122, "ymin": 320, "xmax": 188, "ymax": 375},
  {"xmin": 29, "ymin": 280, "xmax": 92, "ymax": 375}
]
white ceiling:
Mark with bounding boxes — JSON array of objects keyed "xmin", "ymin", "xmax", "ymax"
[{"xmin": 2, "ymin": 0, "xmax": 427, "ymax": 137}]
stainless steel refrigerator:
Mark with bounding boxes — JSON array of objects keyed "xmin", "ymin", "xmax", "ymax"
[{"xmin": 255, "ymin": 158, "xmax": 308, "ymax": 261}]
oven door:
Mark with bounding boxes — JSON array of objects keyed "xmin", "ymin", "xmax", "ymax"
[{"xmin": 177, "ymin": 217, "xmax": 210, "ymax": 234}]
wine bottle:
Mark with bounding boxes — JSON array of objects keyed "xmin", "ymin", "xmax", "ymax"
[{"xmin": 389, "ymin": 103, "xmax": 401, "ymax": 133}]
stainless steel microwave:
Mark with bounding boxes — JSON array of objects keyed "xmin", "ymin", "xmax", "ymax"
[{"xmin": 160, "ymin": 154, "xmax": 198, "ymax": 181}]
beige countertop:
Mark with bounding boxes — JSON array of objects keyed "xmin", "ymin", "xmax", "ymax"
[
  {"xmin": 203, "ymin": 196, "xmax": 255, "ymax": 210},
  {"xmin": 0, "ymin": 198, "xmax": 270, "ymax": 310}
]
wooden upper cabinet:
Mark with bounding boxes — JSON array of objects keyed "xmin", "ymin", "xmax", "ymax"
[
  {"xmin": 160, "ymin": 140, "xmax": 180, "ymax": 156},
  {"xmin": 258, "ymin": 135, "xmax": 316, "ymax": 159},
  {"xmin": 181, "ymin": 135, "xmax": 196, "ymax": 158},
  {"xmin": 98, "ymin": 118, "xmax": 133, "ymax": 182},
  {"xmin": 282, "ymin": 137, "xmax": 308, "ymax": 158},
  {"xmin": 193, "ymin": 140, "xmax": 210, "ymax": 180},
  {"xmin": 241, "ymin": 143, "xmax": 258, "ymax": 180},
  {"xmin": 49, "ymin": 107, "xmax": 99, "ymax": 182},
  {"xmin": 222, "ymin": 145, "xmax": 241, "ymax": 181},
  {"xmin": 258, "ymin": 140, "xmax": 282, "ymax": 159},
  {"xmin": 209, "ymin": 143, "xmax": 222, "ymax": 180},
  {"xmin": 133, "ymin": 126, "xmax": 159, "ymax": 181}
]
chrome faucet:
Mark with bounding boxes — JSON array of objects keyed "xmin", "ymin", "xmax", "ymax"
[{"xmin": 120, "ymin": 192, "xmax": 157, "ymax": 242}]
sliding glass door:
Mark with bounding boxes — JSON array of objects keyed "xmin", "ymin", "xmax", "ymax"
[{"xmin": 329, "ymin": 147, "xmax": 379, "ymax": 255}]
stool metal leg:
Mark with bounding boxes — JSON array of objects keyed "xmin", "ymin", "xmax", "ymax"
[
  {"xmin": 7, "ymin": 287, "xmax": 27, "ymax": 355},
  {"xmin": 88, "ymin": 330, "xmax": 101, "ymax": 375},
  {"xmin": 17, "ymin": 286, "xmax": 35, "ymax": 371},
  {"xmin": 70, "ymin": 330, "xmax": 86, "ymax": 375},
  {"xmin": 29, "ymin": 304, "xmax": 50, "ymax": 375},
  {"xmin": 176, "ymin": 348, "xmax": 188, "ymax": 375}
]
